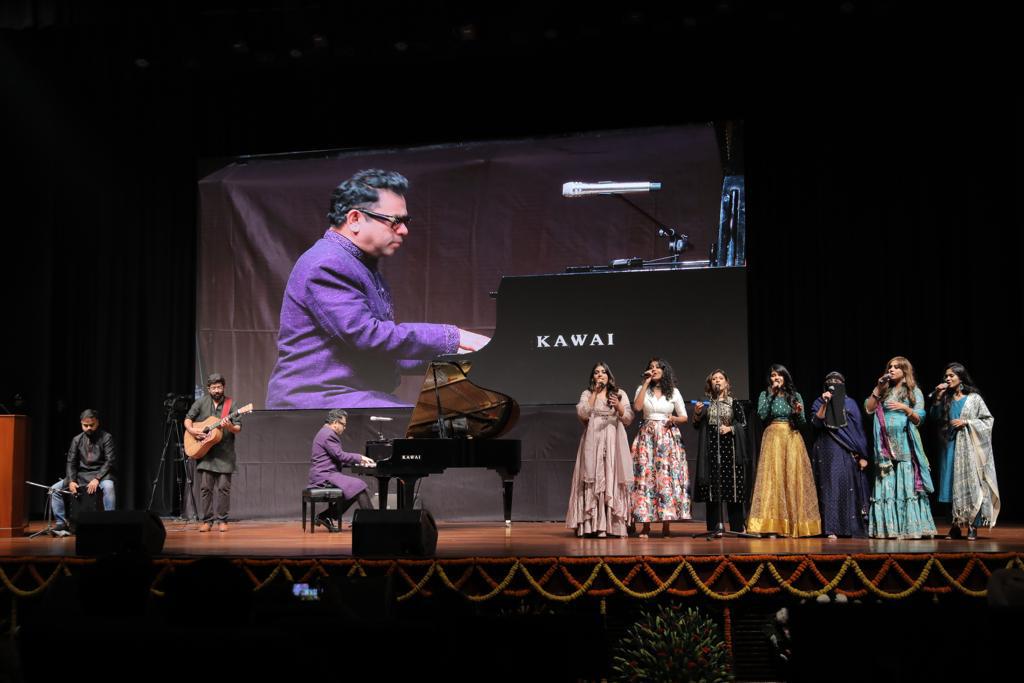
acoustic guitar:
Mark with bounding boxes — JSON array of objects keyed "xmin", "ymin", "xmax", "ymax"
[{"xmin": 184, "ymin": 403, "xmax": 253, "ymax": 460}]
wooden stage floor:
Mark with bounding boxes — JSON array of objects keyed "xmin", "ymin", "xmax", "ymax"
[{"xmin": 4, "ymin": 519, "xmax": 1024, "ymax": 559}]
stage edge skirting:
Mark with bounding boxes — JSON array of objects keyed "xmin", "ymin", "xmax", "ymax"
[{"xmin": 4, "ymin": 553, "xmax": 1022, "ymax": 608}]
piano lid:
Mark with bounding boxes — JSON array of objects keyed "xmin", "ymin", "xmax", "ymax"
[{"xmin": 405, "ymin": 360, "xmax": 520, "ymax": 439}]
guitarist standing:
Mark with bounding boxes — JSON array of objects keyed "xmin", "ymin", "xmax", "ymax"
[{"xmin": 184, "ymin": 373, "xmax": 242, "ymax": 532}]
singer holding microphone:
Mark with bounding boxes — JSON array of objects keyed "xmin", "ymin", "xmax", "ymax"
[
  {"xmin": 630, "ymin": 358, "xmax": 690, "ymax": 538},
  {"xmin": 692, "ymin": 370, "xmax": 750, "ymax": 534},
  {"xmin": 746, "ymin": 365, "xmax": 821, "ymax": 537},
  {"xmin": 810, "ymin": 372, "xmax": 870, "ymax": 539},
  {"xmin": 864, "ymin": 356, "xmax": 936, "ymax": 539},
  {"xmin": 930, "ymin": 362, "xmax": 1000, "ymax": 540},
  {"xmin": 565, "ymin": 362, "xmax": 634, "ymax": 538}
]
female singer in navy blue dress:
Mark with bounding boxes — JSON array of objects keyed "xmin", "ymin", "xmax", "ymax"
[{"xmin": 810, "ymin": 371, "xmax": 871, "ymax": 538}]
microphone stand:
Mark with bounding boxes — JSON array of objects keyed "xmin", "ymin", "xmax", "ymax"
[
  {"xmin": 612, "ymin": 195, "xmax": 690, "ymax": 261},
  {"xmin": 26, "ymin": 480, "xmax": 72, "ymax": 538},
  {"xmin": 431, "ymin": 362, "xmax": 449, "ymax": 439},
  {"xmin": 565, "ymin": 194, "xmax": 704, "ymax": 273}
]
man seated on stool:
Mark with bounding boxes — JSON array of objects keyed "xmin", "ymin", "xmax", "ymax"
[
  {"xmin": 309, "ymin": 409, "xmax": 376, "ymax": 532},
  {"xmin": 49, "ymin": 408, "xmax": 116, "ymax": 536}
]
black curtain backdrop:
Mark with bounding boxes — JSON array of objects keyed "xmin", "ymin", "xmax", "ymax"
[
  {"xmin": 745, "ymin": 83, "xmax": 1023, "ymax": 521},
  {"xmin": 3, "ymin": 5, "xmax": 1020, "ymax": 518},
  {"xmin": 3, "ymin": 23, "xmax": 199, "ymax": 515}
]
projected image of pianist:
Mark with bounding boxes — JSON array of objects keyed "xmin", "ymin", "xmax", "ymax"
[{"xmin": 266, "ymin": 169, "xmax": 489, "ymax": 409}]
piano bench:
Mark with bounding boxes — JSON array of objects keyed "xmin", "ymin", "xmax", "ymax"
[{"xmin": 301, "ymin": 487, "xmax": 347, "ymax": 533}]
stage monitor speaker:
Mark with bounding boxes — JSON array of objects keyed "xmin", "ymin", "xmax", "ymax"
[
  {"xmin": 352, "ymin": 509, "xmax": 437, "ymax": 556},
  {"xmin": 75, "ymin": 510, "xmax": 166, "ymax": 556}
]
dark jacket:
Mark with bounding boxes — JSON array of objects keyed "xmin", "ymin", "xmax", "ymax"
[{"xmin": 66, "ymin": 430, "xmax": 116, "ymax": 484}]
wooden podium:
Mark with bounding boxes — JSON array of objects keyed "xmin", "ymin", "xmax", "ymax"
[{"xmin": 0, "ymin": 415, "xmax": 29, "ymax": 537}]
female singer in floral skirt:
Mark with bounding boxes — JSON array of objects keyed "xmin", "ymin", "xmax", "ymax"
[
  {"xmin": 566, "ymin": 362, "xmax": 634, "ymax": 538},
  {"xmin": 631, "ymin": 358, "xmax": 690, "ymax": 538}
]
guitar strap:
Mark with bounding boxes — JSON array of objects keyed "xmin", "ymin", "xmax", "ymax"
[{"xmin": 220, "ymin": 397, "xmax": 233, "ymax": 420}]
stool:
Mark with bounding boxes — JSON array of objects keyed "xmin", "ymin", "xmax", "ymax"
[{"xmin": 302, "ymin": 487, "xmax": 346, "ymax": 533}]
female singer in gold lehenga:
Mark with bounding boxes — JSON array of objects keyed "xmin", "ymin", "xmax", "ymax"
[{"xmin": 746, "ymin": 364, "xmax": 822, "ymax": 537}]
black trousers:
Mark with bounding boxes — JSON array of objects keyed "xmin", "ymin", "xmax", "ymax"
[
  {"xmin": 323, "ymin": 490, "xmax": 373, "ymax": 521},
  {"xmin": 199, "ymin": 470, "xmax": 231, "ymax": 522},
  {"xmin": 705, "ymin": 500, "xmax": 746, "ymax": 532}
]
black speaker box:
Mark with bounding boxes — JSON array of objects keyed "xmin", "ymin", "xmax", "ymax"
[
  {"xmin": 352, "ymin": 509, "xmax": 437, "ymax": 556},
  {"xmin": 75, "ymin": 510, "xmax": 167, "ymax": 555}
]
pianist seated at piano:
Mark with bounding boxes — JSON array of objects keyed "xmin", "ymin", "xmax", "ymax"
[
  {"xmin": 266, "ymin": 169, "xmax": 489, "ymax": 409},
  {"xmin": 308, "ymin": 409, "xmax": 377, "ymax": 532},
  {"xmin": 566, "ymin": 362, "xmax": 635, "ymax": 538}
]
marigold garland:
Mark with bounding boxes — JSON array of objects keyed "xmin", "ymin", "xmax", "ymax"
[{"xmin": 0, "ymin": 552, "xmax": 1018, "ymax": 612}]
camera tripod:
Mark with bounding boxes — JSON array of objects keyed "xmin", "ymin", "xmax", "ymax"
[{"xmin": 146, "ymin": 410, "xmax": 198, "ymax": 521}]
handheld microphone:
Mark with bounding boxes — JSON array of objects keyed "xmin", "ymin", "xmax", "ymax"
[{"xmin": 562, "ymin": 181, "xmax": 662, "ymax": 198}]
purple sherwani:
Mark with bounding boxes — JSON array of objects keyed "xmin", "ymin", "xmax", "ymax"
[
  {"xmin": 266, "ymin": 231, "xmax": 459, "ymax": 408},
  {"xmin": 308, "ymin": 425, "xmax": 368, "ymax": 497}
]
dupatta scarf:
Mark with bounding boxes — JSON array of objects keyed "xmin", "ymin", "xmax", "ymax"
[{"xmin": 951, "ymin": 393, "xmax": 1001, "ymax": 527}]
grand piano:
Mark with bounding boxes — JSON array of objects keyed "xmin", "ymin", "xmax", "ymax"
[{"xmin": 351, "ymin": 360, "xmax": 522, "ymax": 523}]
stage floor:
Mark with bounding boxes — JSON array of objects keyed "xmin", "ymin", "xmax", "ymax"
[{"xmin": 5, "ymin": 519, "xmax": 1024, "ymax": 558}]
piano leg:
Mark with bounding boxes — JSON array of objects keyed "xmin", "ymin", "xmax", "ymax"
[
  {"xmin": 375, "ymin": 476, "xmax": 391, "ymax": 510},
  {"xmin": 398, "ymin": 477, "xmax": 420, "ymax": 509},
  {"xmin": 502, "ymin": 478, "xmax": 514, "ymax": 526}
]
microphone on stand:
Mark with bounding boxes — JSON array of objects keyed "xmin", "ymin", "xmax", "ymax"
[
  {"xmin": 369, "ymin": 416, "xmax": 393, "ymax": 441},
  {"xmin": 562, "ymin": 181, "xmax": 662, "ymax": 198}
]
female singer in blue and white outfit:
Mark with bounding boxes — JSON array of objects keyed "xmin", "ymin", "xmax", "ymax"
[{"xmin": 930, "ymin": 362, "xmax": 1000, "ymax": 540}]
